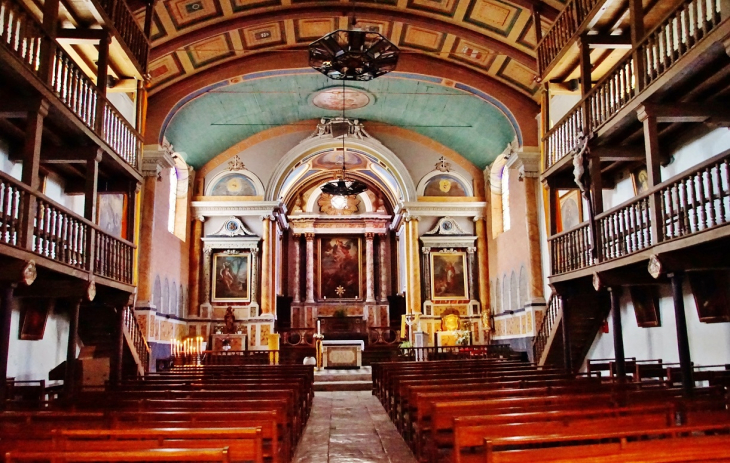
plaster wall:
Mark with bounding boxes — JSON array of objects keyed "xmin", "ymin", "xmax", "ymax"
[
  {"xmin": 107, "ymin": 93, "xmax": 136, "ymax": 127},
  {"xmin": 7, "ymin": 300, "xmax": 71, "ymax": 382},
  {"xmin": 548, "ymin": 94, "xmax": 581, "ymax": 127}
]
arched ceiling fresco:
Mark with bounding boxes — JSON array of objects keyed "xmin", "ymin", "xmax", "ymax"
[{"xmin": 139, "ymin": 0, "xmax": 559, "ymax": 169}]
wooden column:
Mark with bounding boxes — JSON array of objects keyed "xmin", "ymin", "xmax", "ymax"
[
  {"xmin": 669, "ymin": 272, "xmax": 694, "ymax": 396},
  {"xmin": 94, "ymin": 31, "xmax": 111, "ymax": 134},
  {"xmin": 365, "ymin": 233, "xmax": 375, "ymax": 303},
  {"xmin": 609, "ymin": 287, "xmax": 626, "ymax": 380},
  {"xmin": 38, "ymin": 0, "xmax": 59, "ymax": 84},
  {"xmin": 112, "ymin": 305, "xmax": 125, "ymax": 385},
  {"xmin": 260, "ymin": 216, "xmax": 272, "ymax": 314},
  {"xmin": 629, "ymin": 0, "xmax": 646, "ymax": 90},
  {"xmin": 188, "ymin": 218, "xmax": 203, "ymax": 316},
  {"xmin": 560, "ymin": 295, "xmax": 573, "ymax": 373},
  {"xmin": 475, "ymin": 217, "xmax": 490, "ymax": 327},
  {"xmin": 19, "ymin": 100, "xmax": 50, "ymax": 250},
  {"xmin": 305, "ymin": 233, "xmax": 315, "ymax": 304},
  {"xmin": 0, "ymin": 285, "xmax": 16, "ymax": 406},
  {"xmin": 292, "ymin": 234, "xmax": 301, "ymax": 304},
  {"xmin": 638, "ymin": 107, "xmax": 664, "ymax": 244},
  {"xmin": 65, "ymin": 299, "xmax": 81, "ymax": 397}
]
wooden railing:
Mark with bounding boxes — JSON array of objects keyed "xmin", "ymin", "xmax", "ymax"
[
  {"xmin": 533, "ymin": 294, "xmax": 561, "ymax": 364},
  {"xmin": 96, "ymin": 0, "xmax": 148, "ymax": 70},
  {"xmin": 123, "ymin": 306, "xmax": 150, "ymax": 374},
  {"xmin": 548, "ymin": 222, "xmax": 594, "ymax": 275},
  {"xmin": 596, "ymin": 196, "xmax": 653, "ymax": 262},
  {"xmin": 550, "ymin": 149, "xmax": 730, "ymax": 275},
  {"xmin": 280, "ymin": 328, "xmax": 315, "ymax": 347},
  {"xmin": 0, "ymin": 170, "xmax": 135, "ymax": 285},
  {"xmin": 368, "ymin": 326, "xmax": 400, "ymax": 345},
  {"xmin": 544, "ymin": 0, "xmax": 725, "ymax": 170},
  {"xmin": 0, "ymin": 0, "xmax": 141, "ymax": 170},
  {"xmin": 537, "ymin": 0, "xmax": 602, "ymax": 76}
]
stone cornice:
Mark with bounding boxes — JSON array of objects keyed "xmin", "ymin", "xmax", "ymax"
[
  {"xmin": 191, "ymin": 200, "xmax": 282, "ymax": 218},
  {"xmin": 396, "ymin": 201, "xmax": 488, "ymax": 217}
]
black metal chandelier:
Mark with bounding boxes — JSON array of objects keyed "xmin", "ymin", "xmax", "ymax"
[{"xmin": 309, "ymin": 29, "xmax": 400, "ymax": 81}]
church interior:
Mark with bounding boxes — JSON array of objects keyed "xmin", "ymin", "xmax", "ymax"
[{"xmin": 1, "ymin": 0, "xmax": 730, "ymax": 459}]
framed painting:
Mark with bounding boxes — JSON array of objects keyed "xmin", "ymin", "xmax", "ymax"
[
  {"xmin": 212, "ymin": 252, "xmax": 251, "ymax": 302},
  {"xmin": 629, "ymin": 287, "xmax": 661, "ymax": 327},
  {"xmin": 318, "ymin": 236, "xmax": 362, "ymax": 300},
  {"xmin": 97, "ymin": 193, "xmax": 127, "ymax": 239},
  {"xmin": 430, "ymin": 251, "xmax": 468, "ymax": 300},
  {"xmin": 688, "ymin": 271, "xmax": 730, "ymax": 323},
  {"xmin": 20, "ymin": 299, "xmax": 50, "ymax": 340},
  {"xmin": 631, "ymin": 167, "xmax": 650, "ymax": 194},
  {"xmin": 558, "ymin": 190, "xmax": 582, "ymax": 232}
]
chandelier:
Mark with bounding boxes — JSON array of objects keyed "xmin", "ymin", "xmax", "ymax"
[{"xmin": 309, "ymin": 30, "xmax": 400, "ymax": 81}]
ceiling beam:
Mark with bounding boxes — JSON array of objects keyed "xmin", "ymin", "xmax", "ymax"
[
  {"xmin": 591, "ymin": 145, "xmax": 645, "ymax": 161},
  {"xmin": 585, "ymin": 34, "xmax": 632, "ymax": 49},
  {"xmin": 638, "ymin": 102, "xmax": 730, "ymax": 124}
]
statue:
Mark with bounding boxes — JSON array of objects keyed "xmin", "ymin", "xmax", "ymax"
[{"xmin": 224, "ymin": 307, "xmax": 236, "ymax": 334}]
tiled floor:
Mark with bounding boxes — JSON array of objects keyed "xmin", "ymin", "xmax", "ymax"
[{"xmin": 292, "ymin": 391, "xmax": 418, "ymax": 463}]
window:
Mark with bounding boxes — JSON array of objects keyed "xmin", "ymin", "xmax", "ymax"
[
  {"xmin": 501, "ymin": 167, "xmax": 510, "ymax": 231},
  {"xmin": 168, "ymin": 168, "xmax": 177, "ymax": 234}
]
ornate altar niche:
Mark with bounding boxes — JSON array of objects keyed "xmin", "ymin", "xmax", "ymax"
[
  {"xmin": 420, "ymin": 217, "xmax": 483, "ymax": 345},
  {"xmin": 288, "ymin": 216, "xmax": 391, "ymax": 332},
  {"xmin": 200, "ymin": 217, "xmax": 265, "ymax": 347}
]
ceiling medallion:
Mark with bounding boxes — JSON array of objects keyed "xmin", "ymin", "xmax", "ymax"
[
  {"xmin": 309, "ymin": 30, "xmax": 399, "ymax": 81},
  {"xmin": 312, "ymin": 88, "xmax": 371, "ymax": 110}
]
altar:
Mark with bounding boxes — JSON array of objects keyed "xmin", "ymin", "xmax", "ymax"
[
  {"xmin": 211, "ymin": 333, "xmax": 247, "ymax": 351},
  {"xmin": 322, "ymin": 340, "xmax": 364, "ymax": 369}
]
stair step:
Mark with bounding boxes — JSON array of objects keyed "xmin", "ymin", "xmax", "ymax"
[
  {"xmin": 314, "ymin": 380, "xmax": 372, "ymax": 391},
  {"xmin": 314, "ymin": 373, "xmax": 371, "ymax": 382}
]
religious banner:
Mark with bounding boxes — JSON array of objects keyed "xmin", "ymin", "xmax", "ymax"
[
  {"xmin": 212, "ymin": 252, "xmax": 251, "ymax": 302},
  {"xmin": 430, "ymin": 251, "xmax": 468, "ymax": 300},
  {"xmin": 318, "ymin": 236, "xmax": 362, "ymax": 300}
]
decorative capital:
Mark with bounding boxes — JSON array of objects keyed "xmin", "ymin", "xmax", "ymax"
[
  {"xmin": 472, "ymin": 215, "xmax": 485, "ymax": 222},
  {"xmin": 365, "ymin": 232, "xmax": 375, "ymax": 240},
  {"xmin": 203, "ymin": 247, "xmax": 212, "ymax": 256},
  {"xmin": 293, "ymin": 233, "xmax": 301, "ymax": 238},
  {"xmin": 305, "ymin": 232, "xmax": 315, "ymax": 240},
  {"xmin": 196, "ymin": 215, "xmax": 206, "ymax": 222},
  {"xmin": 421, "ymin": 247, "xmax": 431, "ymax": 254},
  {"xmin": 466, "ymin": 247, "xmax": 477, "ymax": 253},
  {"xmin": 142, "ymin": 145, "xmax": 175, "ymax": 179}
]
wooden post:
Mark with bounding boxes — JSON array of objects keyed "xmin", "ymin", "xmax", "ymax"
[
  {"xmin": 0, "ymin": 285, "xmax": 16, "ymax": 407},
  {"xmin": 669, "ymin": 272, "xmax": 694, "ymax": 396},
  {"xmin": 638, "ymin": 107, "xmax": 664, "ymax": 245},
  {"xmin": 19, "ymin": 100, "xmax": 50, "ymax": 250},
  {"xmin": 65, "ymin": 299, "xmax": 81, "ymax": 397},
  {"xmin": 95, "ymin": 31, "xmax": 111, "ymax": 134},
  {"xmin": 112, "ymin": 306, "xmax": 125, "ymax": 385},
  {"xmin": 560, "ymin": 295, "xmax": 572, "ymax": 373},
  {"xmin": 38, "ymin": 0, "xmax": 60, "ymax": 84},
  {"xmin": 629, "ymin": 0, "xmax": 646, "ymax": 91},
  {"xmin": 609, "ymin": 287, "xmax": 626, "ymax": 381}
]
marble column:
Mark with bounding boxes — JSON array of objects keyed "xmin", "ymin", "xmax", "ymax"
[
  {"xmin": 365, "ymin": 233, "xmax": 375, "ymax": 303},
  {"xmin": 305, "ymin": 233, "xmax": 315, "ymax": 304},
  {"xmin": 292, "ymin": 234, "xmax": 301, "ymax": 304},
  {"xmin": 406, "ymin": 216, "xmax": 422, "ymax": 313},
  {"xmin": 474, "ymin": 216, "xmax": 490, "ymax": 328},
  {"xmin": 250, "ymin": 246, "xmax": 259, "ymax": 316},
  {"xmin": 202, "ymin": 247, "xmax": 212, "ymax": 306},
  {"xmin": 379, "ymin": 234, "xmax": 388, "ymax": 302},
  {"xmin": 523, "ymin": 174, "xmax": 545, "ymax": 300},
  {"xmin": 422, "ymin": 247, "xmax": 431, "ymax": 302},
  {"xmin": 467, "ymin": 247, "xmax": 477, "ymax": 301},
  {"xmin": 188, "ymin": 217, "xmax": 204, "ymax": 317},
  {"xmin": 261, "ymin": 216, "xmax": 272, "ymax": 314}
]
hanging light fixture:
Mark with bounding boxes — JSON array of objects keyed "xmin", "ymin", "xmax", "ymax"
[{"xmin": 309, "ymin": 29, "xmax": 399, "ymax": 81}]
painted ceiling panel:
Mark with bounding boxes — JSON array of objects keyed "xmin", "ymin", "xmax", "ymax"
[{"xmin": 164, "ymin": 72, "xmax": 517, "ymax": 170}]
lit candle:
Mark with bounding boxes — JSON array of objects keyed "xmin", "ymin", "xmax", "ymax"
[{"xmin": 317, "ymin": 320, "xmax": 321, "ymax": 335}]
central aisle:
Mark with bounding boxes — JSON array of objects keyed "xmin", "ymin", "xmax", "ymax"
[{"xmin": 292, "ymin": 391, "xmax": 418, "ymax": 463}]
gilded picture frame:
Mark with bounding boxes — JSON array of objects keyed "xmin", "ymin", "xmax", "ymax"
[
  {"xmin": 212, "ymin": 252, "xmax": 251, "ymax": 302},
  {"xmin": 558, "ymin": 189, "xmax": 582, "ymax": 232},
  {"xmin": 430, "ymin": 251, "xmax": 469, "ymax": 300},
  {"xmin": 318, "ymin": 236, "xmax": 362, "ymax": 300}
]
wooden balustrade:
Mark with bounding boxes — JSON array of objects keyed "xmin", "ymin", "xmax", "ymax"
[
  {"xmin": 124, "ymin": 307, "xmax": 150, "ymax": 373},
  {"xmin": 280, "ymin": 328, "xmax": 315, "ymax": 347},
  {"xmin": 533, "ymin": 294, "xmax": 561, "ymax": 364},
  {"xmin": 549, "ymin": 150, "xmax": 730, "ymax": 276},
  {"xmin": 106, "ymin": 0, "xmax": 148, "ymax": 70},
  {"xmin": 596, "ymin": 196, "xmax": 653, "ymax": 262},
  {"xmin": 0, "ymin": 0, "xmax": 141, "ymax": 170},
  {"xmin": 545, "ymin": 0, "xmax": 725, "ymax": 161},
  {"xmin": 0, "ymin": 170, "xmax": 135, "ymax": 285},
  {"xmin": 548, "ymin": 222, "xmax": 593, "ymax": 275},
  {"xmin": 537, "ymin": 0, "xmax": 601, "ymax": 75},
  {"xmin": 544, "ymin": 105, "xmax": 584, "ymax": 170}
]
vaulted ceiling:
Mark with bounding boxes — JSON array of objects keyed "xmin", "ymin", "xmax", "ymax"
[{"xmin": 140, "ymin": 0, "xmax": 558, "ymax": 170}]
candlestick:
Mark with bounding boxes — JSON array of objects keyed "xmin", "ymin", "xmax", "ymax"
[{"xmin": 317, "ymin": 320, "xmax": 321, "ymax": 335}]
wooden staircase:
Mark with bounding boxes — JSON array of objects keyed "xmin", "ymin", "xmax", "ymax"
[{"xmin": 535, "ymin": 279, "xmax": 611, "ymax": 371}]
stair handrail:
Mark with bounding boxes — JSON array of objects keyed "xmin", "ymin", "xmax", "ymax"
[
  {"xmin": 123, "ymin": 306, "xmax": 150, "ymax": 374},
  {"xmin": 533, "ymin": 293, "xmax": 562, "ymax": 365}
]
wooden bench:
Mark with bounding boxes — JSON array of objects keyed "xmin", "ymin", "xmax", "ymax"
[{"xmin": 5, "ymin": 448, "xmax": 232, "ymax": 462}]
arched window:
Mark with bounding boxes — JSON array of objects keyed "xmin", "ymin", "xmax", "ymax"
[
  {"xmin": 501, "ymin": 167, "xmax": 510, "ymax": 232},
  {"xmin": 170, "ymin": 282, "xmax": 177, "ymax": 315},
  {"xmin": 519, "ymin": 266, "xmax": 528, "ymax": 309},
  {"xmin": 153, "ymin": 276, "xmax": 161, "ymax": 310},
  {"xmin": 502, "ymin": 276, "xmax": 509, "ymax": 313},
  {"xmin": 179, "ymin": 285, "xmax": 185, "ymax": 317},
  {"xmin": 168, "ymin": 168, "xmax": 177, "ymax": 234},
  {"xmin": 510, "ymin": 271, "xmax": 518, "ymax": 311},
  {"xmin": 494, "ymin": 278, "xmax": 501, "ymax": 314},
  {"xmin": 163, "ymin": 278, "xmax": 169, "ymax": 314}
]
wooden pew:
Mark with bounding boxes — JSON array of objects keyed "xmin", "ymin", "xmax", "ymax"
[{"xmin": 5, "ymin": 448, "xmax": 232, "ymax": 462}]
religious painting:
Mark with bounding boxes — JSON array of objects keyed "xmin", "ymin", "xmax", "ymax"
[
  {"xmin": 629, "ymin": 287, "xmax": 661, "ymax": 327},
  {"xmin": 97, "ymin": 193, "xmax": 127, "ymax": 239},
  {"xmin": 20, "ymin": 299, "xmax": 50, "ymax": 340},
  {"xmin": 318, "ymin": 236, "xmax": 361, "ymax": 300},
  {"xmin": 430, "ymin": 251, "xmax": 468, "ymax": 300},
  {"xmin": 210, "ymin": 173, "xmax": 257, "ymax": 196},
  {"xmin": 688, "ymin": 271, "xmax": 730, "ymax": 323},
  {"xmin": 423, "ymin": 174, "xmax": 468, "ymax": 197},
  {"xmin": 558, "ymin": 189, "xmax": 582, "ymax": 232},
  {"xmin": 212, "ymin": 252, "xmax": 251, "ymax": 302},
  {"xmin": 631, "ymin": 167, "xmax": 650, "ymax": 194}
]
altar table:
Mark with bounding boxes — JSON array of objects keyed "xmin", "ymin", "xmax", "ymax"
[{"xmin": 322, "ymin": 340, "xmax": 364, "ymax": 369}]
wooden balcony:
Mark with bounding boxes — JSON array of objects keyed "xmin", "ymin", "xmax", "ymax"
[
  {"xmin": 0, "ymin": 169, "xmax": 135, "ymax": 288},
  {"xmin": 548, "ymin": 149, "xmax": 730, "ymax": 280},
  {"xmin": 542, "ymin": 0, "xmax": 730, "ymax": 180},
  {"xmin": 0, "ymin": 0, "xmax": 142, "ymax": 177}
]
